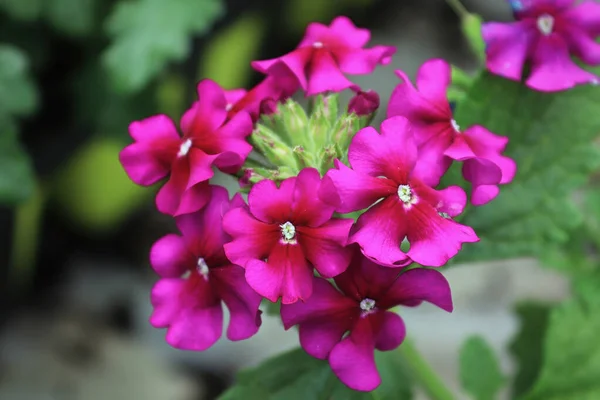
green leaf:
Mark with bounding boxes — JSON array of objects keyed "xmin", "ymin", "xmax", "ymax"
[
  {"xmin": 459, "ymin": 336, "xmax": 504, "ymax": 400},
  {"xmin": 0, "ymin": 44, "xmax": 38, "ymax": 118},
  {"xmin": 460, "ymin": 13, "xmax": 485, "ymax": 62},
  {"xmin": 453, "ymin": 72, "xmax": 600, "ymax": 262},
  {"xmin": 219, "ymin": 347, "xmax": 413, "ymax": 400},
  {"xmin": 45, "ymin": 0, "xmax": 97, "ymax": 36},
  {"xmin": 0, "ymin": 0, "xmax": 42, "ymax": 20},
  {"xmin": 508, "ymin": 303, "xmax": 552, "ymax": 398},
  {"xmin": 0, "ymin": 119, "xmax": 35, "ymax": 204},
  {"xmin": 103, "ymin": 0, "xmax": 224, "ymax": 93},
  {"xmin": 521, "ymin": 287, "xmax": 600, "ymax": 400}
]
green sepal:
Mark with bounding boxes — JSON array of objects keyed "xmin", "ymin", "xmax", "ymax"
[{"xmin": 250, "ymin": 124, "xmax": 298, "ymax": 171}]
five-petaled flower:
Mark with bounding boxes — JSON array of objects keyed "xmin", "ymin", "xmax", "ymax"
[
  {"xmin": 252, "ymin": 16, "xmax": 396, "ymax": 95},
  {"xmin": 320, "ymin": 116, "xmax": 479, "ymax": 267},
  {"xmin": 119, "ymin": 79, "xmax": 253, "ymax": 216},
  {"xmin": 281, "ymin": 249, "xmax": 453, "ymax": 392},
  {"xmin": 388, "ymin": 59, "xmax": 517, "ymax": 205},
  {"xmin": 223, "ymin": 168, "xmax": 354, "ymax": 304},
  {"xmin": 149, "ymin": 185, "xmax": 262, "ymax": 350},
  {"xmin": 483, "ymin": 0, "xmax": 600, "ymax": 92}
]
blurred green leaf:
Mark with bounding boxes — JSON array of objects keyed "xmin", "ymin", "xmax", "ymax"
[
  {"xmin": 103, "ymin": 0, "xmax": 224, "ymax": 93},
  {"xmin": 509, "ymin": 303, "xmax": 552, "ymax": 398},
  {"xmin": 45, "ymin": 0, "xmax": 97, "ymax": 36},
  {"xmin": 0, "ymin": 44, "xmax": 38, "ymax": 117},
  {"xmin": 452, "ymin": 73, "xmax": 600, "ymax": 263},
  {"xmin": 0, "ymin": 120, "xmax": 35, "ymax": 204},
  {"xmin": 0, "ymin": 0, "xmax": 42, "ymax": 21},
  {"xmin": 459, "ymin": 336, "xmax": 504, "ymax": 400},
  {"xmin": 219, "ymin": 347, "xmax": 413, "ymax": 400},
  {"xmin": 521, "ymin": 287, "xmax": 600, "ymax": 400},
  {"xmin": 460, "ymin": 13, "xmax": 485, "ymax": 62}
]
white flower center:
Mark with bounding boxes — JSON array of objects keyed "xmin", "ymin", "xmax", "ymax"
[
  {"xmin": 280, "ymin": 221, "xmax": 296, "ymax": 243},
  {"xmin": 360, "ymin": 298, "xmax": 376, "ymax": 312},
  {"xmin": 451, "ymin": 119, "xmax": 460, "ymax": 133},
  {"xmin": 178, "ymin": 139, "xmax": 192, "ymax": 157},
  {"xmin": 397, "ymin": 185, "xmax": 414, "ymax": 204},
  {"xmin": 537, "ymin": 14, "xmax": 554, "ymax": 36},
  {"xmin": 313, "ymin": 41, "xmax": 324, "ymax": 48},
  {"xmin": 438, "ymin": 211, "xmax": 451, "ymax": 219},
  {"xmin": 197, "ymin": 257, "xmax": 209, "ymax": 280},
  {"xmin": 225, "ymin": 103, "xmax": 233, "ymax": 111}
]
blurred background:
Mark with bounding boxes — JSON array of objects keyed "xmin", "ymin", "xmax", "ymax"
[{"xmin": 0, "ymin": 0, "xmax": 570, "ymax": 399}]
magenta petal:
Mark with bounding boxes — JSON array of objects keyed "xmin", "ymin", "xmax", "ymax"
[
  {"xmin": 407, "ymin": 203, "xmax": 479, "ymax": 267},
  {"xmin": 155, "ymin": 160, "xmax": 211, "ymax": 216},
  {"xmin": 211, "ymin": 111, "xmax": 254, "ymax": 172},
  {"xmin": 379, "ymin": 268, "xmax": 453, "ymax": 312},
  {"xmin": 307, "ymin": 50, "xmax": 356, "ymax": 95},
  {"xmin": 212, "ymin": 265, "xmax": 262, "ymax": 341},
  {"xmin": 245, "ymin": 243, "xmax": 312, "ymax": 304},
  {"xmin": 186, "ymin": 148, "xmax": 217, "ymax": 188},
  {"xmin": 222, "ymin": 207, "xmax": 279, "ymax": 267},
  {"xmin": 462, "ymin": 126, "xmax": 516, "ymax": 185},
  {"xmin": 183, "ymin": 79, "xmax": 228, "ymax": 135},
  {"xmin": 328, "ymin": 16, "xmax": 370, "ymax": 47},
  {"xmin": 320, "ymin": 161, "xmax": 395, "ymax": 213},
  {"xmin": 224, "ymin": 88, "xmax": 247, "ymax": 106},
  {"xmin": 329, "ymin": 318, "xmax": 380, "ymax": 392},
  {"xmin": 336, "ymin": 46, "xmax": 396, "ymax": 74},
  {"xmin": 471, "ymin": 184, "xmax": 501, "ymax": 206},
  {"xmin": 252, "ymin": 48, "xmax": 312, "ymax": 90},
  {"xmin": 565, "ymin": 29, "xmax": 600, "ymax": 65},
  {"xmin": 462, "ymin": 158, "xmax": 503, "ymax": 186},
  {"xmin": 150, "ymin": 234, "xmax": 193, "ymax": 278},
  {"xmin": 248, "ymin": 178, "xmax": 295, "ymax": 224},
  {"xmin": 166, "ymin": 304, "xmax": 223, "ymax": 351},
  {"xmin": 129, "ymin": 114, "xmax": 180, "ymax": 142},
  {"xmin": 149, "ymin": 279, "xmax": 186, "ymax": 328},
  {"xmin": 527, "ymin": 35, "xmax": 598, "ymax": 91},
  {"xmin": 387, "ymin": 69, "xmax": 447, "ymax": 122},
  {"xmin": 565, "ymin": 1, "xmax": 600, "ymax": 36},
  {"xmin": 482, "ymin": 21, "xmax": 532, "ymax": 82},
  {"xmin": 119, "ymin": 143, "xmax": 172, "ymax": 186},
  {"xmin": 291, "ymin": 168, "xmax": 336, "ymax": 227},
  {"xmin": 374, "ymin": 311, "xmax": 406, "ymax": 351},
  {"xmin": 350, "ymin": 196, "xmax": 411, "ymax": 268},
  {"xmin": 415, "ymin": 59, "xmax": 451, "ymax": 102},
  {"xmin": 298, "ymin": 218, "xmax": 354, "ymax": 278},
  {"xmin": 434, "ymin": 186, "xmax": 468, "ymax": 217}
]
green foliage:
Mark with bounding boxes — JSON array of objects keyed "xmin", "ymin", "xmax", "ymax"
[
  {"xmin": 0, "ymin": 0, "xmax": 42, "ymax": 21},
  {"xmin": 219, "ymin": 347, "xmax": 413, "ymax": 400},
  {"xmin": 521, "ymin": 287, "xmax": 600, "ymax": 400},
  {"xmin": 0, "ymin": 44, "xmax": 37, "ymax": 119},
  {"xmin": 459, "ymin": 336, "xmax": 504, "ymax": 400},
  {"xmin": 460, "ymin": 13, "xmax": 485, "ymax": 62},
  {"xmin": 453, "ymin": 72, "xmax": 600, "ymax": 263},
  {"xmin": 0, "ymin": 120, "xmax": 35, "ymax": 204},
  {"xmin": 509, "ymin": 303, "xmax": 552, "ymax": 398},
  {"xmin": 103, "ymin": 0, "xmax": 224, "ymax": 93}
]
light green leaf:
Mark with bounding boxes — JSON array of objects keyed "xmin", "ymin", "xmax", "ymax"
[
  {"xmin": 45, "ymin": 0, "xmax": 97, "ymax": 36},
  {"xmin": 521, "ymin": 287, "xmax": 600, "ymax": 400},
  {"xmin": 459, "ymin": 336, "xmax": 504, "ymax": 400},
  {"xmin": 460, "ymin": 13, "xmax": 485, "ymax": 62},
  {"xmin": 219, "ymin": 347, "xmax": 413, "ymax": 400},
  {"xmin": 0, "ymin": 44, "xmax": 38, "ymax": 117},
  {"xmin": 103, "ymin": 0, "xmax": 224, "ymax": 93},
  {"xmin": 0, "ymin": 119, "xmax": 35, "ymax": 204},
  {"xmin": 0, "ymin": 0, "xmax": 42, "ymax": 20},
  {"xmin": 452, "ymin": 72, "xmax": 600, "ymax": 262}
]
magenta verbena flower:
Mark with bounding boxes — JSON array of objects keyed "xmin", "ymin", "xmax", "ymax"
[
  {"xmin": 483, "ymin": 0, "xmax": 600, "ymax": 92},
  {"xmin": 149, "ymin": 185, "xmax": 262, "ymax": 351},
  {"xmin": 320, "ymin": 116, "xmax": 479, "ymax": 267},
  {"xmin": 348, "ymin": 89, "xmax": 380, "ymax": 116},
  {"xmin": 251, "ymin": 16, "xmax": 396, "ymax": 96},
  {"xmin": 223, "ymin": 168, "xmax": 354, "ymax": 304},
  {"xmin": 281, "ymin": 249, "xmax": 453, "ymax": 392},
  {"xmin": 119, "ymin": 79, "xmax": 253, "ymax": 216},
  {"xmin": 388, "ymin": 59, "xmax": 517, "ymax": 205}
]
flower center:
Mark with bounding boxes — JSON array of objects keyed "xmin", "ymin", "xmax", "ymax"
[
  {"xmin": 197, "ymin": 257, "xmax": 209, "ymax": 280},
  {"xmin": 360, "ymin": 298, "xmax": 376, "ymax": 312},
  {"xmin": 280, "ymin": 221, "xmax": 296, "ymax": 243},
  {"xmin": 438, "ymin": 211, "xmax": 451, "ymax": 219},
  {"xmin": 313, "ymin": 41, "xmax": 324, "ymax": 48},
  {"xmin": 225, "ymin": 103, "xmax": 233, "ymax": 111},
  {"xmin": 537, "ymin": 14, "xmax": 554, "ymax": 36},
  {"xmin": 451, "ymin": 119, "xmax": 460, "ymax": 133},
  {"xmin": 178, "ymin": 139, "xmax": 192, "ymax": 157},
  {"xmin": 397, "ymin": 185, "xmax": 414, "ymax": 205}
]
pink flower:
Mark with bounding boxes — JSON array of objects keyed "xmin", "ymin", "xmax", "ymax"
[
  {"xmin": 229, "ymin": 75, "xmax": 299, "ymax": 121},
  {"xmin": 388, "ymin": 59, "xmax": 517, "ymax": 205},
  {"xmin": 223, "ymin": 168, "xmax": 354, "ymax": 304},
  {"xmin": 348, "ymin": 89, "xmax": 380, "ymax": 116},
  {"xmin": 119, "ymin": 79, "xmax": 253, "ymax": 216},
  {"xmin": 483, "ymin": 0, "xmax": 600, "ymax": 92},
  {"xmin": 251, "ymin": 16, "xmax": 396, "ymax": 96},
  {"xmin": 281, "ymin": 249, "xmax": 453, "ymax": 392},
  {"xmin": 149, "ymin": 185, "xmax": 262, "ymax": 351},
  {"xmin": 320, "ymin": 116, "xmax": 479, "ymax": 267}
]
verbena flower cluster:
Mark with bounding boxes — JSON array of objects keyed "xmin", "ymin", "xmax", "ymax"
[{"xmin": 119, "ymin": 2, "xmax": 600, "ymax": 392}]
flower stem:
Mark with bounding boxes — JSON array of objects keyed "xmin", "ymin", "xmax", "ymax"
[
  {"xmin": 399, "ymin": 339, "xmax": 456, "ymax": 400},
  {"xmin": 445, "ymin": 0, "xmax": 470, "ymax": 19}
]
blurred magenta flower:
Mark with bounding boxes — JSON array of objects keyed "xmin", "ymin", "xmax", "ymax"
[{"xmin": 348, "ymin": 89, "xmax": 380, "ymax": 116}]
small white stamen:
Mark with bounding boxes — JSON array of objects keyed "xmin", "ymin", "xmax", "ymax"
[
  {"xmin": 537, "ymin": 14, "xmax": 554, "ymax": 36},
  {"xmin": 225, "ymin": 103, "xmax": 233, "ymax": 111},
  {"xmin": 451, "ymin": 119, "xmax": 460, "ymax": 133},
  {"xmin": 313, "ymin": 41, "xmax": 324, "ymax": 48},
  {"xmin": 197, "ymin": 257, "xmax": 209, "ymax": 280},
  {"xmin": 438, "ymin": 211, "xmax": 451, "ymax": 219},
  {"xmin": 397, "ymin": 185, "xmax": 414, "ymax": 205},
  {"xmin": 178, "ymin": 139, "xmax": 192, "ymax": 157},
  {"xmin": 280, "ymin": 221, "xmax": 296, "ymax": 243},
  {"xmin": 591, "ymin": 78, "xmax": 599, "ymax": 86},
  {"xmin": 360, "ymin": 298, "xmax": 376, "ymax": 312}
]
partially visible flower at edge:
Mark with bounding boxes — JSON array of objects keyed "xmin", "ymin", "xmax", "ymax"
[
  {"xmin": 281, "ymin": 248, "xmax": 453, "ymax": 392},
  {"xmin": 149, "ymin": 185, "xmax": 262, "ymax": 350},
  {"xmin": 348, "ymin": 89, "xmax": 380, "ymax": 116}
]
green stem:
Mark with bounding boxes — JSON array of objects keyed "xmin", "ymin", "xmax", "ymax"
[
  {"xmin": 445, "ymin": 0, "xmax": 469, "ymax": 19},
  {"xmin": 399, "ymin": 339, "xmax": 456, "ymax": 400}
]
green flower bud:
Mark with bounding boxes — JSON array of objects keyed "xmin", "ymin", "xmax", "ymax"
[{"xmin": 250, "ymin": 125, "xmax": 298, "ymax": 171}]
